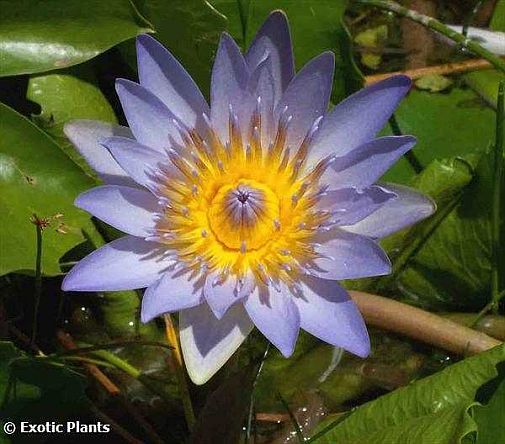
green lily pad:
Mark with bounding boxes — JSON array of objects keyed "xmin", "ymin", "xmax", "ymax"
[
  {"xmin": 464, "ymin": 70, "xmax": 505, "ymax": 109},
  {"xmin": 474, "ymin": 375, "xmax": 505, "ymax": 444},
  {"xmin": 383, "ymin": 87, "xmax": 496, "ymax": 184},
  {"xmin": 394, "ymin": 146, "xmax": 503, "ymax": 311},
  {"xmin": 0, "ymin": 0, "xmax": 152, "ymax": 77},
  {"xmin": 310, "ymin": 344, "xmax": 505, "ymax": 444},
  {"xmin": 0, "ymin": 101, "xmax": 99, "ymax": 276},
  {"xmin": 27, "ymin": 66, "xmax": 117, "ymax": 176}
]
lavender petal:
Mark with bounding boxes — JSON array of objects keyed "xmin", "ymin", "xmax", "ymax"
[
  {"xmin": 75, "ymin": 185, "xmax": 159, "ymax": 237},
  {"xmin": 62, "ymin": 236, "xmax": 169, "ymax": 292},
  {"xmin": 294, "ymin": 275, "xmax": 370, "ymax": 357},
  {"xmin": 246, "ymin": 10, "xmax": 294, "ymax": 105},
  {"xmin": 179, "ymin": 303, "xmax": 253, "ymax": 385},
  {"xmin": 311, "ymin": 228, "xmax": 391, "ymax": 280},
  {"xmin": 141, "ymin": 271, "xmax": 204, "ymax": 323},
  {"xmin": 137, "ymin": 34, "xmax": 209, "ymax": 132},
  {"xmin": 244, "ymin": 285, "xmax": 300, "ymax": 357},
  {"xmin": 342, "ymin": 183, "xmax": 436, "ymax": 238},
  {"xmin": 308, "ymin": 75, "xmax": 411, "ymax": 165},
  {"xmin": 63, "ymin": 120, "xmax": 134, "ymax": 186}
]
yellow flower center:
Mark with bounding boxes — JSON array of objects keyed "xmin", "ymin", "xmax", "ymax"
[
  {"xmin": 208, "ymin": 179, "xmax": 279, "ymax": 250},
  {"xmin": 151, "ymin": 109, "xmax": 331, "ymax": 285}
]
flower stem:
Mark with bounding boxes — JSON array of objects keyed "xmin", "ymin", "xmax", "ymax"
[
  {"xmin": 30, "ymin": 214, "xmax": 43, "ymax": 345},
  {"xmin": 53, "ymin": 340, "xmax": 173, "ymax": 357},
  {"xmin": 388, "ymin": 114, "xmax": 424, "ymax": 174},
  {"xmin": 246, "ymin": 342, "xmax": 270, "ymax": 442},
  {"xmin": 491, "ymin": 81, "xmax": 504, "ymax": 312},
  {"xmin": 278, "ymin": 392, "xmax": 306, "ymax": 443},
  {"xmin": 355, "ymin": 0, "xmax": 505, "ymax": 74},
  {"xmin": 56, "ymin": 330, "xmax": 166, "ymax": 444},
  {"xmin": 306, "ymin": 412, "xmax": 352, "ymax": 443},
  {"xmin": 350, "ymin": 291, "xmax": 501, "ymax": 355},
  {"xmin": 163, "ymin": 313, "xmax": 196, "ymax": 431},
  {"xmin": 91, "ymin": 349, "xmax": 141, "ymax": 379}
]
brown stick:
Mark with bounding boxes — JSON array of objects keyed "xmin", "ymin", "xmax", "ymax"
[
  {"xmin": 57, "ymin": 330, "xmax": 120, "ymax": 395},
  {"xmin": 255, "ymin": 412, "xmax": 290, "ymax": 422},
  {"xmin": 350, "ymin": 291, "xmax": 501, "ymax": 355},
  {"xmin": 364, "ymin": 57, "xmax": 498, "ymax": 85},
  {"xmin": 57, "ymin": 330, "xmax": 164, "ymax": 444},
  {"xmin": 8, "ymin": 324, "xmax": 44, "ymax": 355},
  {"xmin": 90, "ymin": 403, "xmax": 144, "ymax": 444}
]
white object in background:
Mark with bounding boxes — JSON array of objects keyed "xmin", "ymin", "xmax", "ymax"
[{"xmin": 446, "ymin": 25, "xmax": 505, "ymax": 55}]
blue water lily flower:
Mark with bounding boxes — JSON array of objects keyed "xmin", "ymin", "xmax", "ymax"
[{"xmin": 62, "ymin": 11, "xmax": 435, "ymax": 384}]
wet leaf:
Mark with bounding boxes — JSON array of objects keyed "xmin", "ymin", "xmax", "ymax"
[
  {"xmin": 27, "ymin": 66, "xmax": 117, "ymax": 176},
  {"xmin": 0, "ymin": 101, "xmax": 99, "ymax": 276},
  {"xmin": 393, "ymin": 147, "xmax": 503, "ymax": 311},
  {"xmin": 474, "ymin": 374, "xmax": 505, "ymax": 444},
  {"xmin": 310, "ymin": 344, "xmax": 505, "ymax": 444},
  {"xmin": 0, "ymin": 342, "xmax": 88, "ymax": 426},
  {"xmin": 0, "ymin": 0, "xmax": 152, "ymax": 77},
  {"xmin": 383, "ymin": 88, "xmax": 495, "ymax": 184},
  {"xmin": 464, "ymin": 70, "xmax": 505, "ymax": 109}
]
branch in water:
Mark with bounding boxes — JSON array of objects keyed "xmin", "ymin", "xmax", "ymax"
[{"xmin": 351, "ymin": 291, "xmax": 502, "ymax": 355}]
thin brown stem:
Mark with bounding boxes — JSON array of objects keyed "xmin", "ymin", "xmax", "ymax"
[
  {"xmin": 57, "ymin": 330, "xmax": 165, "ymax": 444},
  {"xmin": 365, "ymin": 57, "xmax": 504, "ymax": 85},
  {"xmin": 90, "ymin": 403, "xmax": 144, "ymax": 444},
  {"xmin": 57, "ymin": 330, "xmax": 121, "ymax": 395},
  {"xmin": 8, "ymin": 323, "xmax": 44, "ymax": 356},
  {"xmin": 356, "ymin": 0, "xmax": 505, "ymax": 73}
]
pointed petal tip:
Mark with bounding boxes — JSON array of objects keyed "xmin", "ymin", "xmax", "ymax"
[
  {"xmin": 268, "ymin": 9, "xmax": 289, "ymax": 19},
  {"xmin": 381, "ymin": 74, "xmax": 412, "ymax": 89},
  {"xmin": 186, "ymin": 366, "xmax": 210, "ymax": 386},
  {"xmin": 277, "ymin": 339, "xmax": 297, "ymax": 358},
  {"xmin": 140, "ymin": 304, "xmax": 156, "ymax": 324},
  {"xmin": 114, "ymin": 77, "xmax": 132, "ymax": 92},
  {"xmin": 136, "ymin": 33, "xmax": 158, "ymax": 47},
  {"xmin": 387, "ymin": 134, "xmax": 417, "ymax": 147},
  {"xmin": 320, "ymin": 50, "xmax": 336, "ymax": 64},
  {"xmin": 219, "ymin": 31, "xmax": 238, "ymax": 47},
  {"xmin": 180, "ymin": 304, "xmax": 253, "ymax": 385},
  {"xmin": 62, "ymin": 120, "xmax": 81, "ymax": 139},
  {"xmin": 61, "ymin": 269, "xmax": 85, "ymax": 292},
  {"xmin": 208, "ymin": 306, "xmax": 226, "ymax": 321},
  {"xmin": 73, "ymin": 188, "xmax": 93, "ymax": 211},
  {"xmin": 61, "ymin": 273, "xmax": 74, "ymax": 292},
  {"xmin": 351, "ymin": 336, "xmax": 371, "ymax": 358},
  {"xmin": 261, "ymin": 9, "xmax": 291, "ymax": 31},
  {"xmin": 427, "ymin": 196, "xmax": 437, "ymax": 216}
]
